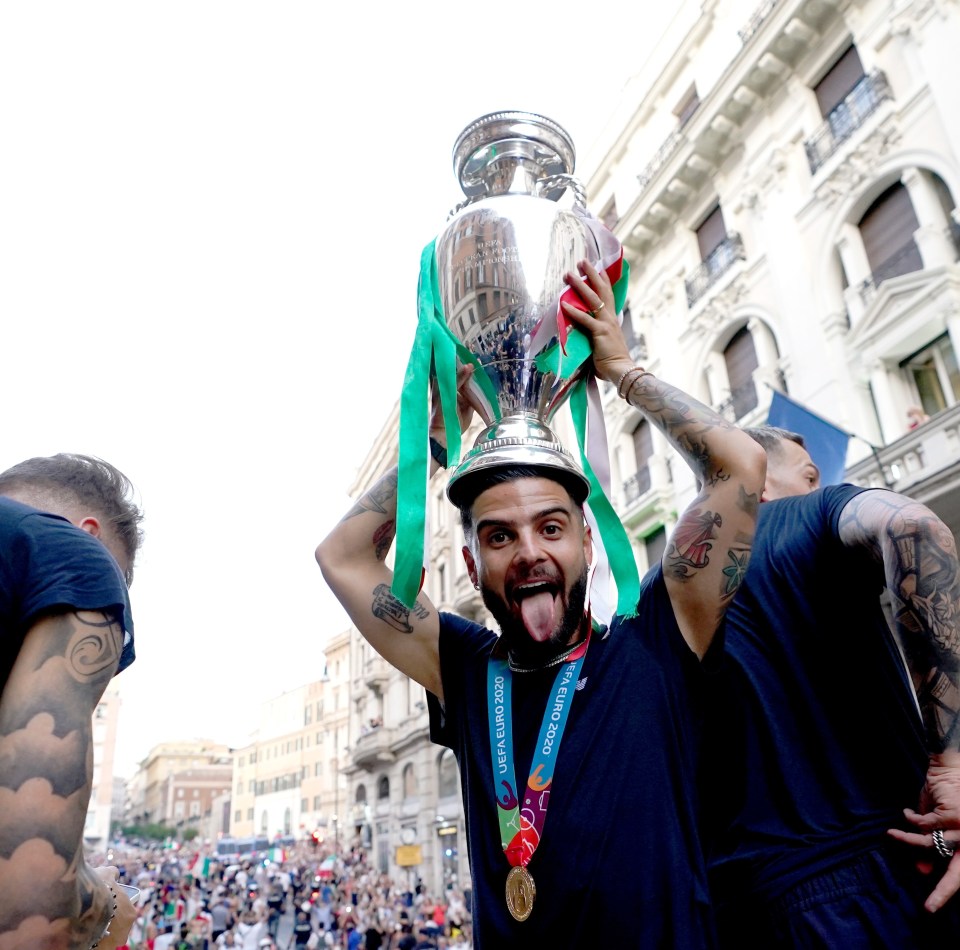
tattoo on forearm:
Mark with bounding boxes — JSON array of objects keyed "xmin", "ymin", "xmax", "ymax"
[
  {"xmin": 842, "ymin": 495, "xmax": 960, "ymax": 752},
  {"xmin": 342, "ymin": 470, "xmax": 399, "ymax": 522},
  {"xmin": 0, "ymin": 612, "xmax": 121, "ymax": 942},
  {"xmin": 624, "ymin": 376, "xmax": 737, "ymax": 485},
  {"xmin": 372, "ymin": 583, "xmax": 430, "ymax": 633}
]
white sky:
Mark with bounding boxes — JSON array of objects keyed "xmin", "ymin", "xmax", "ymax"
[{"xmin": 0, "ymin": 2, "xmax": 674, "ymax": 776}]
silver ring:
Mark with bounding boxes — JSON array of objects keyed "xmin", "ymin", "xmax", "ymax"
[{"xmin": 933, "ymin": 829, "xmax": 956, "ymax": 858}]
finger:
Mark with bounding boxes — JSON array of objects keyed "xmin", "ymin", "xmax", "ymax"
[
  {"xmin": 887, "ymin": 827, "xmax": 932, "ymax": 847},
  {"xmin": 578, "ymin": 258, "xmax": 611, "ymax": 288},
  {"xmin": 902, "ymin": 808, "xmax": 947, "ymax": 830},
  {"xmin": 925, "ymin": 858, "xmax": 960, "ymax": 913},
  {"xmin": 559, "ymin": 298, "xmax": 594, "ymax": 328}
]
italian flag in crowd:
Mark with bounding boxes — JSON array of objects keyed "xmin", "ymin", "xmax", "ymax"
[{"xmin": 394, "ymin": 206, "xmax": 640, "ymax": 623}]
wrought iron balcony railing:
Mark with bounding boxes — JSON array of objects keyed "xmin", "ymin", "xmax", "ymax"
[
  {"xmin": 623, "ymin": 466, "xmax": 652, "ymax": 505},
  {"xmin": 685, "ymin": 232, "xmax": 746, "ymax": 307},
  {"xmin": 738, "ymin": 0, "xmax": 780, "ymax": 44},
  {"xmin": 716, "ymin": 379, "xmax": 760, "ymax": 422},
  {"xmin": 804, "ymin": 71, "xmax": 892, "ymax": 174}
]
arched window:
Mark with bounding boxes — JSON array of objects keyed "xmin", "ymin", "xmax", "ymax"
[
  {"xmin": 859, "ymin": 182, "xmax": 922, "ymax": 285},
  {"xmin": 403, "ymin": 763, "xmax": 418, "ymax": 799},
  {"xmin": 438, "ymin": 749, "xmax": 459, "ymax": 798},
  {"xmin": 724, "ymin": 326, "xmax": 759, "ymax": 419},
  {"xmin": 377, "ymin": 775, "xmax": 390, "ymax": 800},
  {"xmin": 284, "ymin": 807, "xmax": 292, "ymax": 835},
  {"xmin": 355, "ymin": 784, "xmax": 367, "ymax": 804},
  {"xmin": 260, "ymin": 811, "xmax": 269, "ymax": 834}
]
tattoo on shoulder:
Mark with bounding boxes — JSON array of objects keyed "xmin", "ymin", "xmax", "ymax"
[{"xmin": 372, "ymin": 583, "xmax": 429, "ymax": 633}]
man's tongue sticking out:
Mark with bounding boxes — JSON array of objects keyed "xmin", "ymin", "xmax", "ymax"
[{"xmin": 519, "ymin": 589, "xmax": 562, "ymax": 642}]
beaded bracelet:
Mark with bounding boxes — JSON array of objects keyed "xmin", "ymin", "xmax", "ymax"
[
  {"xmin": 89, "ymin": 885, "xmax": 117, "ymax": 949},
  {"xmin": 616, "ymin": 367, "xmax": 653, "ymax": 400}
]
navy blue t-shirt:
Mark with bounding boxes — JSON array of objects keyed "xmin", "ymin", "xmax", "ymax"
[
  {"xmin": 428, "ymin": 565, "xmax": 718, "ymax": 948},
  {"xmin": 702, "ymin": 485, "xmax": 927, "ymax": 906},
  {"xmin": 0, "ymin": 496, "xmax": 134, "ymax": 685}
]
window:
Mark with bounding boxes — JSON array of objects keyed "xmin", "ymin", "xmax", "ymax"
[
  {"xmin": 403, "ymin": 763, "xmax": 418, "ymax": 799},
  {"xmin": 356, "ymin": 784, "xmax": 367, "ymax": 804},
  {"xmin": 815, "ymin": 46, "xmax": 865, "ymax": 119},
  {"xmin": 724, "ymin": 327, "xmax": 759, "ymax": 419},
  {"xmin": 438, "ymin": 749, "xmax": 459, "ymax": 798},
  {"xmin": 624, "ymin": 420, "xmax": 653, "ymax": 502},
  {"xmin": 696, "ymin": 205, "xmax": 727, "ymax": 262},
  {"xmin": 645, "ymin": 527, "xmax": 667, "ymax": 568},
  {"xmin": 377, "ymin": 775, "xmax": 390, "ymax": 800},
  {"xmin": 314, "ymin": 795, "xmax": 322, "ymax": 809},
  {"xmin": 859, "ymin": 182, "xmax": 922, "ymax": 285},
  {"xmin": 601, "ymin": 198, "xmax": 619, "ymax": 230},
  {"xmin": 902, "ymin": 335, "xmax": 960, "ymax": 415},
  {"xmin": 675, "ymin": 84, "xmax": 700, "ymax": 127},
  {"xmin": 235, "ymin": 809, "xmax": 241, "ymax": 822},
  {"xmin": 189, "ymin": 802, "xmax": 200, "ymax": 818}
]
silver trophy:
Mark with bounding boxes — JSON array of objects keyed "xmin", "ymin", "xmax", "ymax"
[{"xmin": 436, "ymin": 111, "xmax": 607, "ymax": 505}]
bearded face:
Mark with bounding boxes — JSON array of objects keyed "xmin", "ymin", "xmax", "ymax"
[{"xmin": 481, "ymin": 562, "xmax": 590, "ymax": 664}]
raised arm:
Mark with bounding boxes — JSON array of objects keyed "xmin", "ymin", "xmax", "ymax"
[
  {"xmin": 316, "ymin": 368, "xmax": 479, "ymax": 701},
  {"xmin": 562, "ymin": 261, "xmax": 765, "ymax": 657},
  {"xmin": 838, "ymin": 490, "xmax": 960, "ymax": 910},
  {"xmin": 316, "ymin": 465, "xmax": 443, "ymax": 698},
  {"xmin": 0, "ymin": 610, "xmax": 127, "ymax": 949}
]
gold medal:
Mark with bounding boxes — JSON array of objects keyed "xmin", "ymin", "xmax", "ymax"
[{"xmin": 505, "ymin": 865, "xmax": 536, "ymax": 921}]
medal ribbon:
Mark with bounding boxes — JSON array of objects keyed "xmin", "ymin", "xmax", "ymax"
[{"xmin": 486, "ymin": 633, "xmax": 590, "ymax": 869}]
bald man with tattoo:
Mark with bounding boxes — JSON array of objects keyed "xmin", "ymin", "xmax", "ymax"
[
  {"xmin": 700, "ymin": 426, "xmax": 960, "ymax": 947},
  {"xmin": 0, "ymin": 454, "xmax": 143, "ymax": 950}
]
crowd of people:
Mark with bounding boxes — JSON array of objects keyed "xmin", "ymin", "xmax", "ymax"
[{"xmin": 89, "ymin": 842, "xmax": 472, "ymax": 950}]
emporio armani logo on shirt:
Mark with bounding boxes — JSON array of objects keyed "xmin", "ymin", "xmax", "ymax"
[{"xmin": 576, "ymin": 677, "xmax": 588, "ymax": 691}]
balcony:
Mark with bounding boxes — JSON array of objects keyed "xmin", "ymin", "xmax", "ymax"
[
  {"xmin": 844, "ymin": 403, "xmax": 960, "ymax": 542},
  {"xmin": 804, "ymin": 71, "xmax": 892, "ymax": 174},
  {"xmin": 363, "ymin": 656, "xmax": 391, "ymax": 696},
  {"xmin": 716, "ymin": 379, "xmax": 760, "ymax": 423},
  {"xmin": 351, "ymin": 725, "xmax": 396, "ymax": 772},
  {"xmin": 738, "ymin": 0, "xmax": 781, "ymax": 44},
  {"xmin": 623, "ymin": 466, "xmax": 652, "ymax": 506},
  {"xmin": 685, "ymin": 233, "xmax": 746, "ymax": 307}
]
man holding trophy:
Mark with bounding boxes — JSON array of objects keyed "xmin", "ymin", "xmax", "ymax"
[{"xmin": 316, "ymin": 113, "xmax": 765, "ymax": 947}]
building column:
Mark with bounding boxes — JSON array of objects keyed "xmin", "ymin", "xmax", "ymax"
[
  {"xmin": 837, "ymin": 223, "xmax": 872, "ymax": 325},
  {"xmin": 901, "ymin": 167, "xmax": 955, "ymax": 269},
  {"xmin": 867, "ymin": 358, "xmax": 901, "ymax": 444}
]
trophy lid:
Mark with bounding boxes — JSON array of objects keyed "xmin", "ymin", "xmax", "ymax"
[
  {"xmin": 453, "ymin": 111, "xmax": 576, "ymax": 200},
  {"xmin": 446, "ymin": 414, "xmax": 590, "ymax": 510}
]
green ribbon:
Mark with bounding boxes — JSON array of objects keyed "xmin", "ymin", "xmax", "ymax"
[
  {"xmin": 394, "ymin": 241, "xmax": 499, "ymax": 607},
  {"xmin": 394, "ymin": 244, "xmax": 638, "ymax": 616}
]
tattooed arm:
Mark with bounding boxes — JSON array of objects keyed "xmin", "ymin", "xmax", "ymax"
[
  {"xmin": 316, "ymin": 465, "xmax": 443, "ymax": 700},
  {"xmin": 562, "ymin": 261, "xmax": 765, "ymax": 658},
  {"xmin": 0, "ymin": 609, "xmax": 131, "ymax": 949},
  {"xmin": 836, "ymin": 490, "xmax": 960, "ymax": 911},
  {"xmin": 836, "ymin": 491, "xmax": 960, "ymax": 753}
]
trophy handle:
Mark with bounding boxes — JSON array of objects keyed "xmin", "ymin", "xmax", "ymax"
[{"xmin": 535, "ymin": 173, "xmax": 587, "ymax": 208}]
